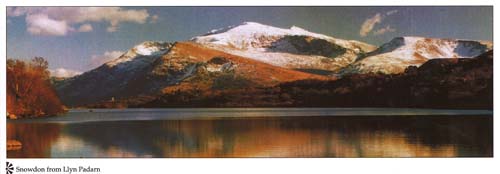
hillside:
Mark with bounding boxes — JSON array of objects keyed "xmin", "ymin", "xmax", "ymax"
[
  {"xmin": 137, "ymin": 50, "xmax": 493, "ymax": 109},
  {"xmin": 342, "ymin": 37, "xmax": 492, "ymax": 74},
  {"xmin": 192, "ymin": 22, "xmax": 376, "ymax": 73},
  {"xmin": 53, "ymin": 22, "xmax": 493, "ymax": 108},
  {"xmin": 56, "ymin": 41, "xmax": 327, "ymax": 107}
]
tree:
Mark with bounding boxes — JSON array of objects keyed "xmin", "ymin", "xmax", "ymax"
[{"xmin": 7, "ymin": 57, "xmax": 65, "ymax": 118}]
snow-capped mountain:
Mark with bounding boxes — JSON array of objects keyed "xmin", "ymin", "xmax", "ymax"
[
  {"xmin": 192, "ymin": 22, "xmax": 376, "ymax": 72},
  {"xmin": 105, "ymin": 41, "xmax": 172, "ymax": 69},
  {"xmin": 193, "ymin": 22, "xmax": 374, "ymax": 52},
  {"xmin": 341, "ymin": 37, "xmax": 493, "ymax": 74},
  {"xmin": 54, "ymin": 22, "xmax": 493, "ymax": 107},
  {"xmin": 55, "ymin": 41, "xmax": 326, "ymax": 106},
  {"xmin": 55, "ymin": 41, "xmax": 173, "ymax": 106}
]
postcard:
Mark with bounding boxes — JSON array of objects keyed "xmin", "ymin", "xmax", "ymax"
[{"xmin": 3, "ymin": 4, "xmax": 497, "ymax": 174}]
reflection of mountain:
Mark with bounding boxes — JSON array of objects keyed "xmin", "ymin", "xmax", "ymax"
[{"xmin": 52, "ymin": 116, "xmax": 492, "ymax": 157}]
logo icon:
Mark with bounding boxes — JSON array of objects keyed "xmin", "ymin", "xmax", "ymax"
[{"xmin": 6, "ymin": 162, "xmax": 13, "ymax": 174}]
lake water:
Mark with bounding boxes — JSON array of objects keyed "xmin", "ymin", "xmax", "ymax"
[{"xmin": 7, "ymin": 108, "xmax": 493, "ymax": 158}]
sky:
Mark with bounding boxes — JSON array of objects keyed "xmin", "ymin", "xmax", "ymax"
[{"xmin": 6, "ymin": 6, "xmax": 493, "ymax": 77}]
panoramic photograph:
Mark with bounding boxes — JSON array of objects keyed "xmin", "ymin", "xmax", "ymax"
[{"xmin": 6, "ymin": 6, "xmax": 493, "ymax": 158}]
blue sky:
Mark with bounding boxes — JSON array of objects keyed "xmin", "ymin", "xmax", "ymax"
[{"xmin": 7, "ymin": 6, "xmax": 493, "ymax": 75}]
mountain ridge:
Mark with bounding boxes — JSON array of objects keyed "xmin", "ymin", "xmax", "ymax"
[
  {"xmin": 54, "ymin": 22, "xmax": 493, "ymax": 107},
  {"xmin": 56, "ymin": 41, "xmax": 328, "ymax": 106},
  {"xmin": 341, "ymin": 36, "xmax": 492, "ymax": 74},
  {"xmin": 191, "ymin": 22, "xmax": 376, "ymax": 72}
]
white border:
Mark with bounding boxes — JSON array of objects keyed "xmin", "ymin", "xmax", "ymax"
[
  {"xmin": 1, "ymin": 0, "xmax": 498, "ymax": 174},
  {"xmin": 1, "ymin": 2, "xmax": 7, "ymax": 173}
]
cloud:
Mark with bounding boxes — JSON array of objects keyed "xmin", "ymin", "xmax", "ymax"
[
  {"xmin": 50, "ymin": 50, "xmax": 124, "ymax": 76},
  {"xmin": 90, "ymin": 51, "xmax": 125, "ymax": 68},
  {"xmin": 360, "ymin": 13, "xmax": 383, "ymax": 37},
  {"xmin": 26, "ymin": 14, "xmax": 71, "ymax": 36},
  {"xmin": 7, "ymin": 7, "xmax": 152, "ymax": 36},
  {"xmin": 107, "ymin": 24, "xmax": 119, "ymax": 32},
  {"xmin": 386, "ymin": 10, "xmax": 398, "ymax": 16},
  {"xmin": 150, "ymin": 15, "xmax": 159, "ymax": 23},
  {"xmin": 373, "ymin": 25, "xmax": 396, "ymax": 36},
  {"xmin": 359, "ymin": 10, "xmax": 398, "ymax": 37},
  {"xmin": 49, "ymin": 68, "xmax": 82, "ymax": 78},
  {"xmin": 78, "ymin": 24, "xmax": 93, "ymax": 32}
]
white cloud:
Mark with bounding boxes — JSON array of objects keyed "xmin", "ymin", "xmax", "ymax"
[
  {"xmin": 7, "ymin": 7, "xmax": 152, "ymax": 36},
  {"xmin": 106, "ymin": 22, "xmax": 119, "ymax": 32},
  {"xmin": 150, "ymin": 15, "xmax": 159, "ymax": 23},
  {"xmin": 373, "ymin": 25, "xmax": 396, "ymax": 36},
  {"xmin": 90, "ymin": 51, "xmax": 125, "ymax": 68},
  {"xmin": 386, "ymin": 10, "xmax": 398, "ymax": 16},
  {"xmin": 26, "ymin": 14, "xmax": 71, "ymax": 36},
  {"xmin": 359, "ymin": 13, "xmax": 382, "ymax": 37},
  {"xmin": 359, "ymin": 10, "xmax": 399, "ymax": 37},
  {"xmin": 78, "ymin": 24, "xmax": 93, "ymax": 32},
  {"xmin": 49, "ymin": 68, "xmax": 82, "ymax": 78}
]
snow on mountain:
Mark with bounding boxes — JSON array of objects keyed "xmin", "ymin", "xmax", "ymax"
[
  {"xmin": 106, "ymin": 41, "xmax": 172, "ymax": 68},
  {"xmin": 55, "ymin": 22, "xmax": 494, "ymax": 107},
  {"xmin": 56, "ymin": 40, "xmax": 327, "ymax": 106},
  {"xmin": 341, "ymin": 36, "xmax": 493, "ymax": 74},
  {"xmin": 56, "ymin": 41, "xmax": 173, "ymax": 106},
  {"xmin": 195, "ymin": 22, "xmax": 342, "ymax": 49},
  {"xmin": 192, "ymin": 22, "xmax": 376, "ymax": 72}
]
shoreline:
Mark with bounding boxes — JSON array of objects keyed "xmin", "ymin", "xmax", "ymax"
[{"xmin": 7, "ymin": 108, "xmax": 493, "ymax": 123}]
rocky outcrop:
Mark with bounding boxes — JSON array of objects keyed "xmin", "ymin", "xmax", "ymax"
[
  {"xmin": 7, "ymin": 140, "xmax": 22, "ymax": 151},
  {"xmin": 268, "ymin": 35, "xmax": 347, "ymax": 58}
]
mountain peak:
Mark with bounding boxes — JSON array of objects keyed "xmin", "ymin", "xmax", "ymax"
[
  {"xmin": 343, "ymin": 36, "xmax": 493, "ymax": 74},
  {"xmin": 190, "ymin": 22, "xmax": 376, "ymax": 71},
  {"xmin": 191, "ymin": 22, "xmax": 349, "ymax": 50},
  {"xmin": 392, "ymin": 36, "xmax": 492, "ymax": 45},
  {"xmin": 105, "ymin": 41, "xmax": 172, "ymax": 67},
  {"xmin": 204, "ymin": 21, "xmax": 310, "ymax": 37},
  {"xmin": 241, "ymin": 21, "xmax": 266, "ymax": 26},
  {"xmin": 131, "ymin": 41, "xmax": 170, "ymax": 56},
  {"xmin": 290, "ymin": 25, "xmax": 308, "ymax": 32},
  {"xmin": 377, "ymin": 36, "xmax": 492, "ymax": 54}
]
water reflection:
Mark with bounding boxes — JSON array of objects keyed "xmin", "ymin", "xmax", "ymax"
[
  {"xmin": 7, "ymin": 116, "xmax": 492, "ymax": 158},
  {"xmin": 7, "ymin": 123, "xmax": 62, "ymax": 157}
]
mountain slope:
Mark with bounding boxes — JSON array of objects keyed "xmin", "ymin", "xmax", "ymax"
[
  {"xmin": 55, "ymin": 41, "xmax": 173, "ymax": 106},
  {"xmin": 192, "ymin": 22, "xmax": 376, "ymax": 73},
  {"xmin": 54, "ymin": 23, "xmax": 493, "ymax": 107},
  {"xmin": 137, "ymin": 50, "xmax": 493, "ymax": 109},
  {"xmin": 341, "ymin": 37, "xmax": 492, "ymax": 74},
  {"xmin": 56, "ymin": 41, "xmax": 327, "ymax": 107},
  {"xmin": 145, "ymin": 41, "xmax": 328, "ymax": 97}
]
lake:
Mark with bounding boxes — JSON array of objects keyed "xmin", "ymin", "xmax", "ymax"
[{"xmin": 7, "ymin": 108, "xmax": 493, "ymax": 158}]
